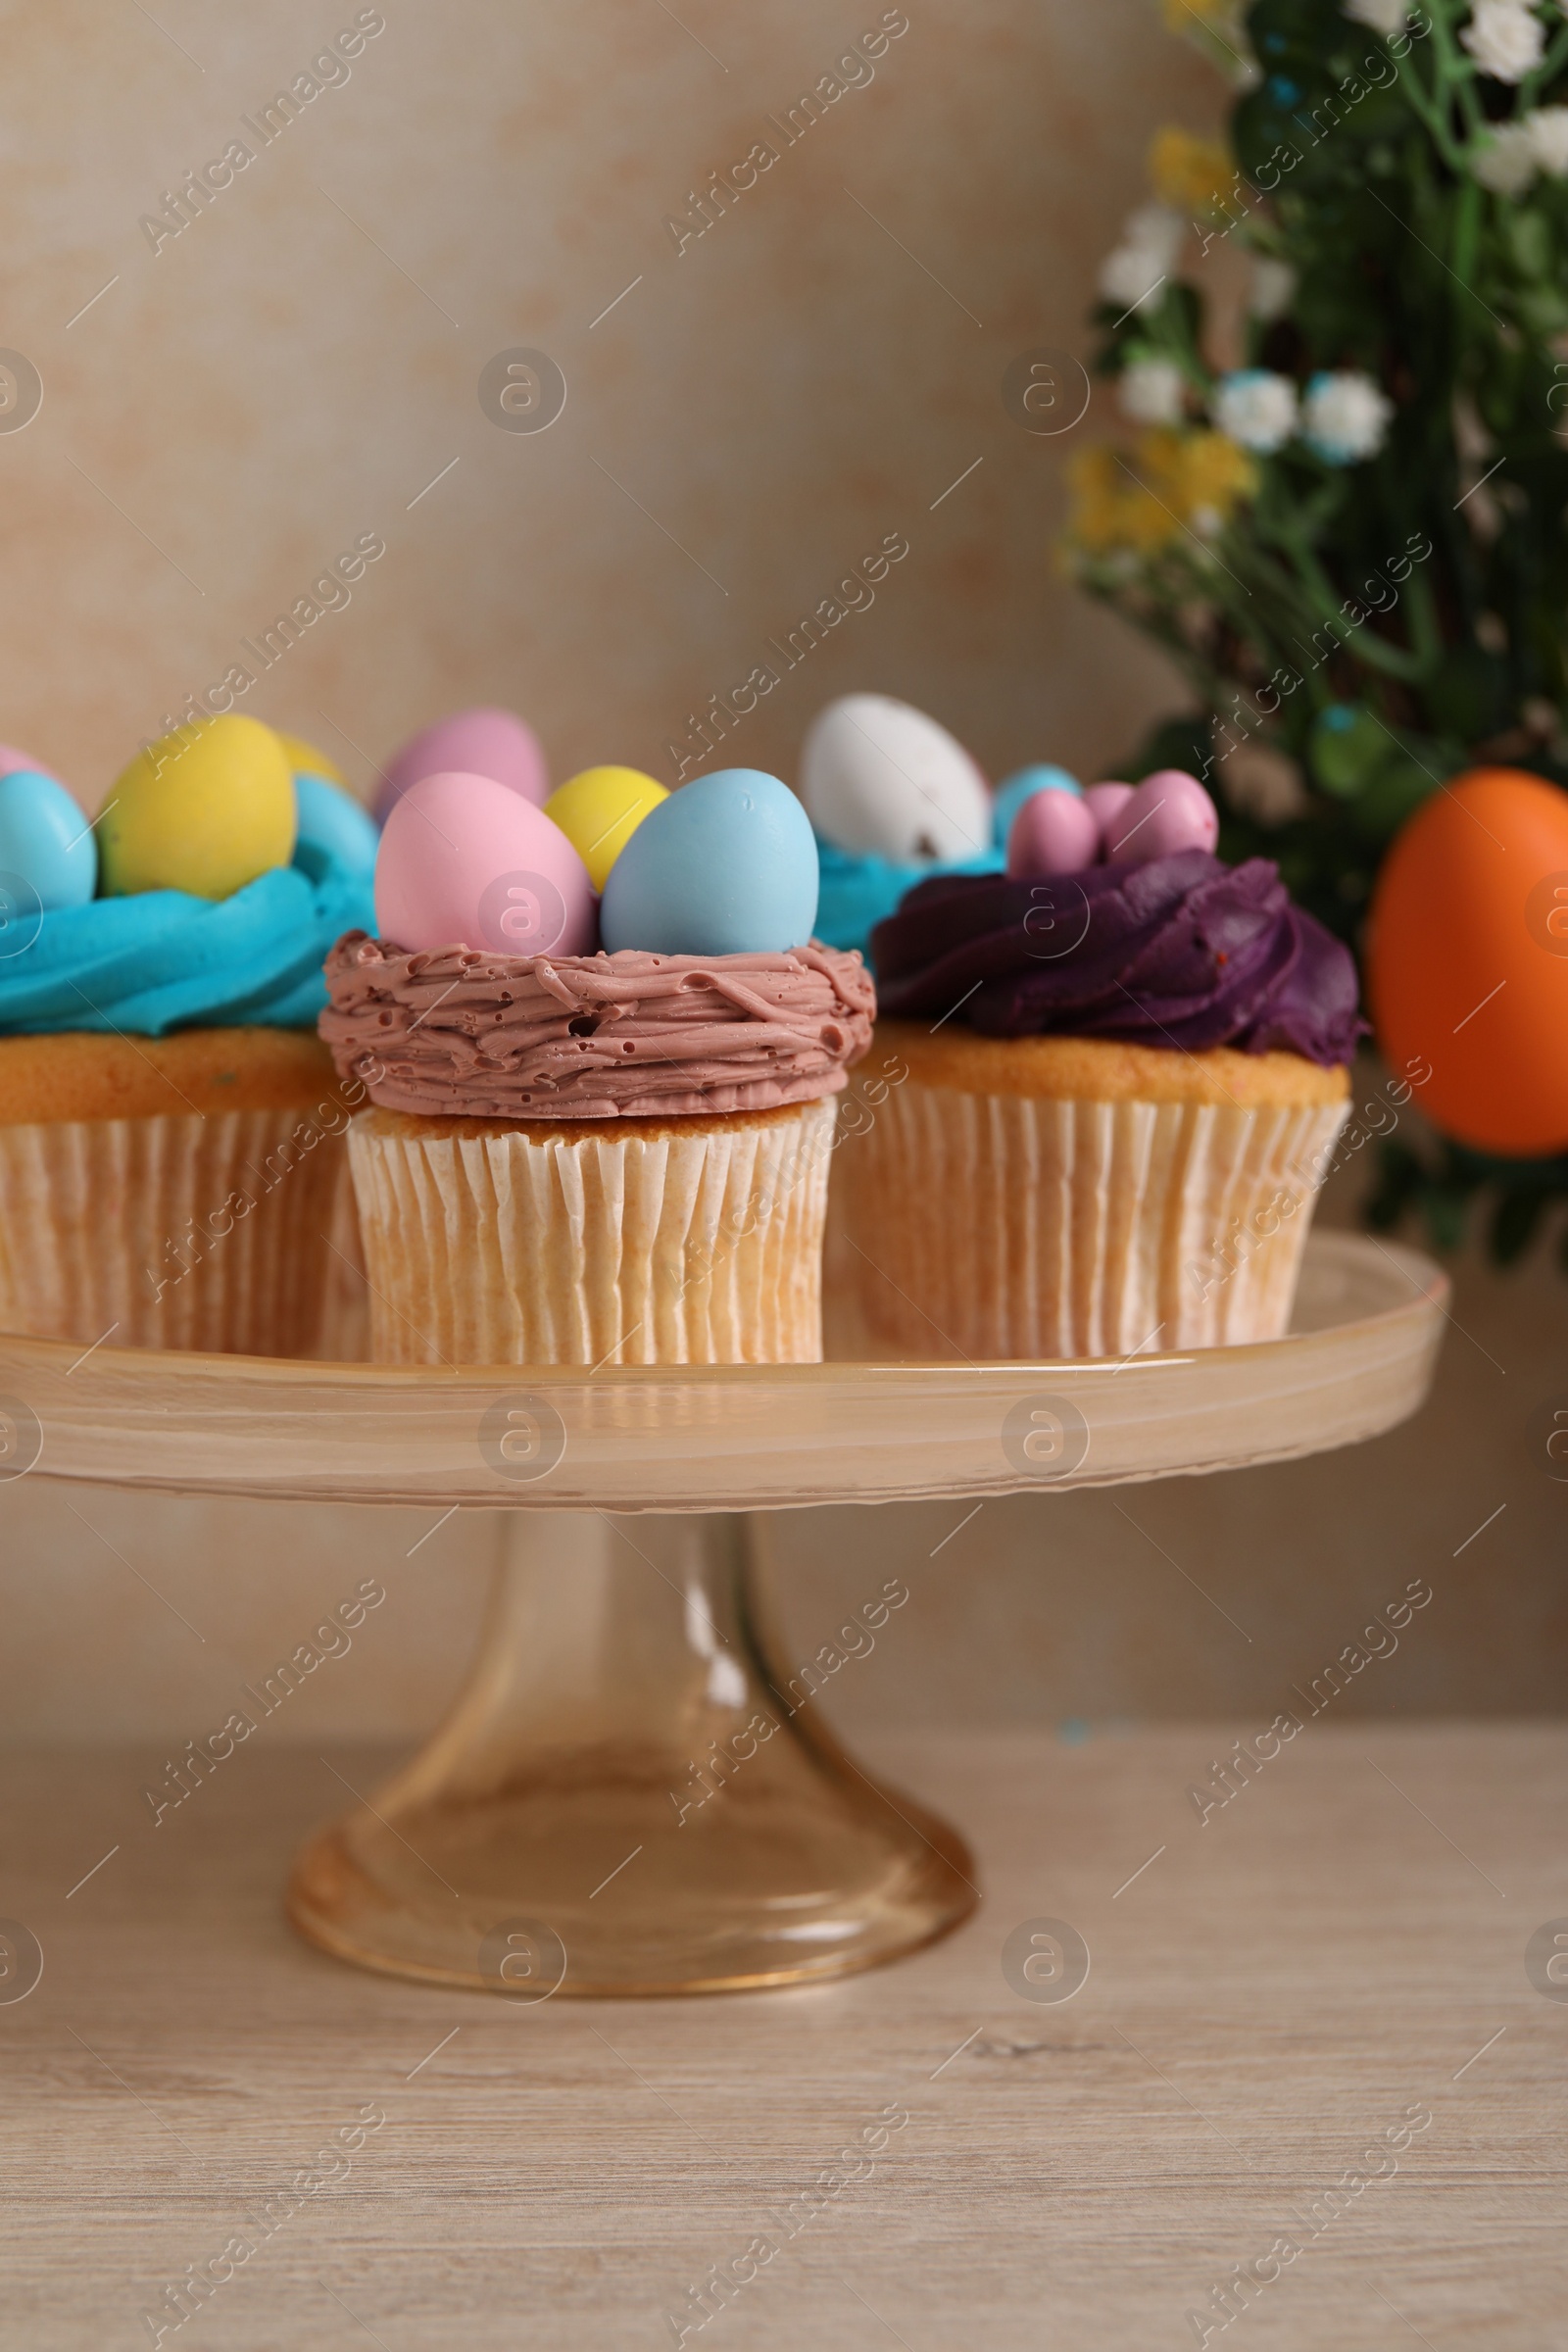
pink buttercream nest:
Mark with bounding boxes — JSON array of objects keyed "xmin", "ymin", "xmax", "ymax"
[{"xmin": 319, "ymin": 933, "xmax": 876, "ymax": 1119}]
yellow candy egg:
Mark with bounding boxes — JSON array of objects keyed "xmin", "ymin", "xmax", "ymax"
[
  {"xmin": 544, "ymin": 764, "xmax": 666, "ymax": 893},
  {"xmin": 273, "ymin": 729, "xmax": 346, "ymax": 786},
  {"xmin": 97, "ymin": 713, "xmax": 297, "ymax": 901}
]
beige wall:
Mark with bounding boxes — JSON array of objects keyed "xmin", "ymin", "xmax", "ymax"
[
  {"xmin": 1, "ymin": 0, "xmax": 1214, "ymax": 804},
  {"xmin": 0, "ymin": 0, "xmax": 1561, "ymax": 1740}
]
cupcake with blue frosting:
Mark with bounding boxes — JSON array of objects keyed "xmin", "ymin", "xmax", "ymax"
[{"xmin": 0, "ymin": 716, "xmax": 377, "ymax": 1353}]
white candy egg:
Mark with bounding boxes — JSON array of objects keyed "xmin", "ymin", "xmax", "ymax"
[{"xmin": 800, "ymin": 695, "xmax": 991, "ymax": 864}]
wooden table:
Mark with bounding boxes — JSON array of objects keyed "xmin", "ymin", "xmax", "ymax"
[{"xmin": 3, "ymin": 1727, "xmax": 1562, "ymax": 2348}]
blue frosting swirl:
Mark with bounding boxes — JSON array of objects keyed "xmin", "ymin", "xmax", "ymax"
[
  {"xmin": 815, "ymin": 837, "xmax": 1004, "ymax": 960},
  {"xmin": 0, "ymin": 838, "xmax": 376, "ymax": 1037}
]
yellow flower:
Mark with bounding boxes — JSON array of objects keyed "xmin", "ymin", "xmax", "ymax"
[
  {"xmin": 1143, "ymin": 426, "xmax": 1257, "ymax": 526},
  {"xmin": 1149, "ymin": 126, "xmax": 1234, "ymax": 216},
  {"xmin": 1065, "ymin": 430, "xmax": 1256, "ymax": 561},
  {"xmin": 1065, "ymin": 445, "xmax": 1180, "ymax": 559}
]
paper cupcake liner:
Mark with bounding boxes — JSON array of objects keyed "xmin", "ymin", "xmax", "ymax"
[
  {"xmin": 347, "ymin": 1098, "xmax": 838, "ymax": 1366},
  {"xmin": 0, "ymin": 1109, "xmax": 355, "ymax": 1356},
  {"xmin": 839, "ymin": 1080, "xmax": 1349, "ymax": 1358}
]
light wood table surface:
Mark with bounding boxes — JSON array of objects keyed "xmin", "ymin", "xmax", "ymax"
[{"xmin": 2, "ymin": 1727, "xmax": 1563, "ymax": 2349}]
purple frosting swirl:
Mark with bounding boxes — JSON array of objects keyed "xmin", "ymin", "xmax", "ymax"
[{"xmin": 871, "ymin": 851, "xmax": 1363, "ymax": 1067}]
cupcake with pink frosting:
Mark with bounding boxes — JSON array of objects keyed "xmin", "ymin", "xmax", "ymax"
[
  {"xmin": 320, "ymin": 736, "xmax": 874, "ymax": 1367},
  {"xmin": 838, "ymin": 769, "xmax": 1360, "ymax": 1360}
]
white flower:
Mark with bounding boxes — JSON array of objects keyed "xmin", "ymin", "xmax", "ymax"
[
  {"xmin": 1528, "ymin": 103, "xmax": 1568, "ymax": 172},
  {"xmin": 1461, "ymin": 0, "xmax": 1546, "ymax": 83},
  {"xmin": 1473, "ymin": 104, "xmax": 1568, "ymax": 191},
  {"xmin": 1472, "ymin": 119, "xmax": 1542, "ymax": 192},
  {"xmin": 1248, "ymin": 257, "xmax": 1298, "ymax": 320},
  {"xmin": 1100, "ymin": 246, "xmax": 1168, "ymax": 312},
  {"xmin": 1099, "ymin": 203, "xmax": 1184, "ymax": 312},
  {"xmin": 1302, "ymin": 370, "xmax": 1395, "ymax": 463},
  {"xmin": 1118, "ymin": 359, "xmax": 1187, "ymax": 424},
  {"xmin": 1344, "ymin": 0, "xmax": 1412, "ymax": 32},
  {"xmin": 1125, "ymin": 203, "xmax": 1186, "ymax": 271},
  {"xmin": 1214, "ymin": 369, "xmax": 1298, "ymax": 453}
]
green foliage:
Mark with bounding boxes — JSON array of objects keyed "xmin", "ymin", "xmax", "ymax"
[
  {"xmin": 1369, "ymin": 1134, "xmax": 1568, "ymax": 1266},
  {"xmin": 1081, "ymin": 0, "xmax": 1568, "ymax": 1263}
]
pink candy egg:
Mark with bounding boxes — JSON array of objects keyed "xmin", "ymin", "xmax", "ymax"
[
  {"xmin": 0, "ymin": 743, "xmax": 55, "ymax": 784},
  {"xmin": 1006, "ymin": 785, "xmax": 1099, "ymax": 878},
  {"xmin": 375, "ymin": 707, "xmax": 548, "ymax": 825},
  {"xmin": 1103, "ymin": 769, "xmax": 1218, "ymax": 863},
  {"xmin": 374, "ymin": 770, "xmax": 596, "ymax": 957},
  {"xmin": 1083, "ymin": 781, "xmax": 1135, "ymax": 851}
]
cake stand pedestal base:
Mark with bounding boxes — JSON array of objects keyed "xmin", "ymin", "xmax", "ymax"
[{"xmin": 286, "ymin": 1510, "xmax": 976, "ymax": 1998}]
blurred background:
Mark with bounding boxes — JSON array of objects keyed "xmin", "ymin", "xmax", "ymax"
[{"xmin": 0, "ymin": 0, "xmax": 1560, "ymax": 1743}]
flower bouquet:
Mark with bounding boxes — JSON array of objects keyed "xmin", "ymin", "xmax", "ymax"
[{"xmin": 1064, "ymin": 0, "xmax": 1568, "ymax": 1259}]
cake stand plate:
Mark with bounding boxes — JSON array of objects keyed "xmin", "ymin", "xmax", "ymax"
[{"xmin": 0, "ymin": 1232, "xmax": 1446, "ymax": 1998}]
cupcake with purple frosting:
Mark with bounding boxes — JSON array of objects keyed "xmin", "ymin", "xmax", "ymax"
[{"xmin": 839, "ymin": 769, "xmax": 1359, "ymax": 1359}]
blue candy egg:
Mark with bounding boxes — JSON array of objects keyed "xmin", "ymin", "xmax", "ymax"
[
  {"xmin": 601, "ymin": 768, "xmax": 818, "ymax": 956},
  {"xmin": 293, "ymin": 771, "xmax": 380, "ymax": 877},
  {"xmin": 992, "ymin": 763, "xmax": 1082, "ymax": 849},
  {"xmin": 0, "ymin": 768, "xmax": 96, "ymax": 910}
]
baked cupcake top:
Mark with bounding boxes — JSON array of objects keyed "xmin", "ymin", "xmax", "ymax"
[
  {"xmin": 321, "ymin": 936, "xmax": 874, "ymax": 1119},
  {"xmin": 871, "ymin": 771, "xmax": 1363, "ymax": 1069},
  {"xmin": 0, "ymin": 718, "xmax": 377, "ymax": 1037}
]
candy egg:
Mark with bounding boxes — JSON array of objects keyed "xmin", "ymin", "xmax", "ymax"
[
  {"xmin": 0, "ymin": 743, "xmax": 57, "ymax": 785},
  {"xmin": 601, "ymin": 769, "xmax": 818, "ymax": 956},
  {"xmin": 1006, "ymin": 787, "xmax": 1098, "ymax": 879},
  {"xmin": 544, "ymin": 765, "xmax": 667, "ymax": 892},
  {"xmin": 1368, "ymin": 766, "xmax": 1568, "ymax": 1154},
  {"xmin": 800, "ymin": 695, "xmax": 991, "ymax": 863},
  {"xmin": 1083, "ymin": 781, "xmax": 1135, "ymax": 850},
  {"xmin": 993, "ymin": 763, "xmax": 1082, "ymax": 848},
  {"xmin": 274, "ymin": 730, "xmax": 347, "ymax": 788},
  {"xmin": 98, "ymin": 713, "xmax": 296, "ymax": 901},
  {"xmin": 0, "ymin": 768, "xmax": 96, "ymax": 909},
  {"xmin": 374, "ymin": 770, "xmax": 595, "ymax": 957},
  {"xmin": 1103, "ymin": 769, "xmax": 1218, "ymax": 863},
  {"xmin": 294, "ymin": 772, "xmax": 380, "ymax": 877},
  {"xmin": 376, "ymin": 707, "xmax": 548, "ymax": 824}
]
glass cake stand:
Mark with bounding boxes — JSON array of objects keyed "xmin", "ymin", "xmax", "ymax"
[{"xmin": 0, "ymin": 1230, "xmax": 1446, "ymax": 1998}]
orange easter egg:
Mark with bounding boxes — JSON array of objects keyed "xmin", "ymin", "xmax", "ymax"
[{"xmin": 1367, "ymin": 766, "xmax": 1568, "ymax": 1154}]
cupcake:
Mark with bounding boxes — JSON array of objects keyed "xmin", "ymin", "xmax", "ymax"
[
  {"xmin": 0, "ymin": 718, "xmax": 378, "ymax": 1354},
  {"xmin": 839, "ymin": 768, "xmax": 1360, "ymax": 1359},
  {"xmin": 319, "ymin": 760, "xmax": 874, "ymax": 1366}
]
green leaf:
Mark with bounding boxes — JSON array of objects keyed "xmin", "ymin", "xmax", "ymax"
[
  {"xmin": 1352, "ymin": 761, "xmax": 1435, "ymax": 841},
  {"xmin": 1308, "ymin": 704, "xmax": 1388, "ymax": 797},
  {"xmin": 1367, "ymin": 1139, "xmax": 1425, "ymax": 1230},
  {"xmin": 1505, "ymin": 209, "xmax": 1553, "ymax": 283},
  {"xmin": 1425, "ymin": 1183, "xmax": 1473, "ymax": 1255}
]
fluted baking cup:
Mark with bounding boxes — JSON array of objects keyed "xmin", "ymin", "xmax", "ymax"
[
  {"xmin": 0, "ymin": 1109, "xmax": 354, "ymax": 1356},
  {"xmin": 840, "ymin": 1081, "xmax": 1348, "ymax": 1359},
  {"xmin": 347, "ymin": 1097, "xmax": 837, "ymax": 1366}
]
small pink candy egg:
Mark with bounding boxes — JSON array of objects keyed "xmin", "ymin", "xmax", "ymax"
[
  {"xmin": 375, "ymin": 707, "xmax": 548, "ymax": 825},
  {"xmin": 374, "ymin": 770, "xmax": 596, "ymax": 957},
  {"xmin": 1006, "ymin": 785, "xmax": 1098, "ymax": 878},
  {"xmin": 1083, "ymin": 781, "xmax": 1135, "ymax": 856},
  {"xmin": 0, "ymin": 743, "xmax": 55, "ymax": 784},
  {"xmin": 1103, "ymin": 769, "xmax": 1219, "ymax": 864}
]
